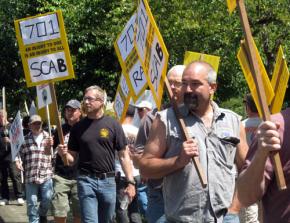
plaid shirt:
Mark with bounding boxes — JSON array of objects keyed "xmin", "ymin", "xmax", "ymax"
[{"xmin": 19, "ymin": 130, "xmax": 53, "ymax": 184}]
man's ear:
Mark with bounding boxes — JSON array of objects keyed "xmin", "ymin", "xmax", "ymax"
[{"xmin": 209, "ymin": 83, "xmax": 217, "ymax": 94}]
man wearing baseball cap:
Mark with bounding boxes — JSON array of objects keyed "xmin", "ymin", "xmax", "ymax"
[
  {"xmin": 65, "ymin": 99, "xmax": 81, "ymax": 110},
  {"xmin": 135, "ymin": 100, "xmax": 152, "ymax": 120},
  {"xmin": 15, "ymin": 114, "xmax": 54, "ymax": 223},
  {"xmin": 52, "ymin": 99, "xmax": 82, "ymax": 223}
]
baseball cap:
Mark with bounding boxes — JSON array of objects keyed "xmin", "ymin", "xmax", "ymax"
[
  {"xmin": 65, "ymin": 99, "xmax": 81, "ymax": 109},
  {"xmin": 135, "ymin": 100, "xmax": 152, "ymax": 110},
  {"xmin": 29, "ymin": 114, "xmax": 42, "ymax": 124}
]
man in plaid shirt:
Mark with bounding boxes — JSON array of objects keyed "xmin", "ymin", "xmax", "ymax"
[{"xmin": 15, "ymin": 114, "xmax": 54, "ymax": 223}]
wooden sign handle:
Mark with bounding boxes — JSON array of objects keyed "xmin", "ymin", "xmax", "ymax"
[
  {"xmin": 2, "ymin": 87, "xmax": 8, "ymax": 151},
  {"xmin": 164, "ymin": 77, "xmax": 207, "ymax": 188},
  {"xmin": 49, "ymin": 83, "xmax": 69, "ymax": 166},
  {"xmin": 237, "ymin": 0, "xmax": 286, "ymax": 190}
]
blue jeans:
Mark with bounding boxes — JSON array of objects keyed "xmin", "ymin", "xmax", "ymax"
[
  {"xmin": 25, "ymin": 179, "xmax": 53, "ymax": 223},
  {"xmin": 146, "ymin": 186, "xmax": 166, "ymax": 223},
  {"xmin": 77, "ymin": 175, "xmax": 116, "ymax": 223},
  {"xmin": 223, "ymin": 213, "xmax": 240, "ymax": 223},
  {"xmin": 135, "ymin": 177, "xmax": 148, "ymax": 217}
]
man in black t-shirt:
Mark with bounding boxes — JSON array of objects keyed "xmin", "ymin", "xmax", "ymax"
[
  {"xmin": 52, "ymin": 99, "xmax": 82, "ymax": 223},
  {"xmin": 58, "ymin": 86, "xmax": 136, "ymax": 223}
]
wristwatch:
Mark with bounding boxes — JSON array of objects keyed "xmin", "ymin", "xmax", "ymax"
[{"xmin": 127, "ymin": 179, "xmax": 136, "ymax": 186}]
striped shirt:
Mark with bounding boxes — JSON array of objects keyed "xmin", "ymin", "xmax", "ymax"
[{"xmin": 19, "ymin": 130, "xmax": 53, "ymax": 184}]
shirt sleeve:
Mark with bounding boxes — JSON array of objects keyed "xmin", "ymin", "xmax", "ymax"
[
  {"xmin": 53, "ymin": 128, "xmax": 59, "ymax": 149},
  {"xmin": 114, "ymin": 120, "xmax": 127, "ymax": 151},
  {"xmin": 135, "ymin": 120, "xmax": 147, "ymax": 151},
  {"xmin": 68, "ymin": 126, "xmax": 79, "ymax": 153},
  {"xmin": 135, "ymin": 112, "xmax": 155, "ymax": 151}
]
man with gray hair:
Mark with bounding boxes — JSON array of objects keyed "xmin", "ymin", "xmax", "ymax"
[
  {"xmin": 58, "ymin": 85, "xmax": 136, "ymax": 223},
  {"xmin": 167, "ymin": 64, "xmax": 185, "ymax": 104},
  {"xmin": 132, "ymin": 64, "xmax": 185, "ymax": 223},
  {"xmin": 139, "ymin": 61, "xmax": 248, "ymax": 222}
]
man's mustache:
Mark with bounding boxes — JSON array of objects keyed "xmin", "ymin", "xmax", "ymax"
[{"xmin": 184, "ymin": 93, "xmax": 198, "ymax": 110}]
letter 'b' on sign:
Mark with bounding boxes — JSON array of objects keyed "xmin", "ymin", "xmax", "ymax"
[{"xmin": 29, "ymin": 52, "xmax": 68, "ymax": 82}]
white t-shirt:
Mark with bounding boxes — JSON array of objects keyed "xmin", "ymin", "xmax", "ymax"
[
  {"xmin": 115, "ymin": 124, "xmax": 140, "ymax": 177},
  {"xmin": 33, "ymin": 132, "xmax": 44, "ymax": 148}
]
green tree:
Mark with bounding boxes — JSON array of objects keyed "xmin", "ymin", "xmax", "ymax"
[{"xmin": 0, "ymin": 0, "xmax": 289, "ymax": 115}]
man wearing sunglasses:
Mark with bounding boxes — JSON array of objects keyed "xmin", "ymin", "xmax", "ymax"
[{"xmin": 58, "ymin": 85, "xmax": 135, "ymax": 223}]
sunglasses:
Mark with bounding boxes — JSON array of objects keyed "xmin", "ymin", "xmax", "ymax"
[{"xmin": 30, "ymin": 122, "xmax": 42, "ymax": 126}]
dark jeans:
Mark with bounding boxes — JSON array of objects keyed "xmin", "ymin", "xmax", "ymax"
[
  {"xmin": 0, "ymin": 160, "xmax": 23, "ymax": 200},
  {"xmin": 116, "ymin": 174, "xmax": 142, "ymax": 223}
]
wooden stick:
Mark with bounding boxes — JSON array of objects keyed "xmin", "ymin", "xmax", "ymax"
[
  {"xmin": 45, "ymin": 104, "xmax": 53, "ymax": 156},
  {"xmin": 49, "ymin": 83, "xmax": 69, "ymax": 166},
  {"xmin": 18, "ymin": 155, "xmax": 24, "ymax": 184},
  {"xmin": 2, "ymin": 87, "xmax": 6, "ymax": 115},
  {"xmin": 237, "ymin": 0, "xmax": 286, "ymax": 190},
  {"xmin": 24, "ymin": 100, "xmax": 29, "ymax": 115},
  {"xmin": 164, "ymin": 77, "xmax": 207, "ymax": 188},
  {"xmin": 2, "ymin": 87, "xmax": 8, "ymax": 151}
]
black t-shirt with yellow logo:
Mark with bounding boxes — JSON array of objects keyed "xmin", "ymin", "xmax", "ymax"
[{"xmin": 68, "ymin": 115, "xmax": 127, "ymax": 174}]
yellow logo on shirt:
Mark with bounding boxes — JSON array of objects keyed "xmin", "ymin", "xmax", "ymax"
[{"xmin": 100, "ymin": 128, "xmax": 109, "ymax": 138}]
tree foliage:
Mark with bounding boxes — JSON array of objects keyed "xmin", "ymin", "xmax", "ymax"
[{"xmin": 0, "ymin": 0, "xmax": 289, "ymax": 115}]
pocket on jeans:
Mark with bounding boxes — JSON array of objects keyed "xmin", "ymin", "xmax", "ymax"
[{"xmin": 103, "ymin": 177, "xmax": 116, "ymax": 187}]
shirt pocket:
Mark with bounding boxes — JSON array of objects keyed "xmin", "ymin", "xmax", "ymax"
[{"xmin": 166, "ymin": 128, "xmax": 183, "ymax": 158}]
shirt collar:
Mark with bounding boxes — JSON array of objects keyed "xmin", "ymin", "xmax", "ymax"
[{"xmin": 179, "ymin": 101, "xmax": 225, "ymax": 121}]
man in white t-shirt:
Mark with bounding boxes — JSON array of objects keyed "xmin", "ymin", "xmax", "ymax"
[
  {"xmin": 239, "ymin": 93, "xmax": 261, "ymax": 223},
  {"xmin": 115, "ymin": 105, "xmax": 142, "ymax": 223}
]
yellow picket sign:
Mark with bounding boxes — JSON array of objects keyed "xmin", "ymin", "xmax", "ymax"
[
  {"xmin": 237, "ymin": 40, "xmax": 274, "ymax": 117},
  {"xmin": 270, "ymin": 46, "xmax": 290, "ymax": 114},
  {"xmin": 38, "ymin": 102, "xmax": 58, "ymax": 126},
  {"xmin": 114, "ymin": 13, "xmax": 148, "ymax": 102},
  {"xmin": 14, "ymin": 10, "xmax": 74, "ymax": 87},
  {"xmin": 134, "ymin": 0, "xmax": 169, "ymax": 110},
  {"xmin": 113, "ymin": 74, "xmax": 131, "ymax": 123},
  {"xmin": 183, "ymin": 51, "xmax": 220, "ymax": 73},
  {"xmin": 226, "ymin": 0, "xmax": 237, "ymax": 14}
]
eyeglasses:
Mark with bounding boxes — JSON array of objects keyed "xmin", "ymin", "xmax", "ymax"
[
  {"xmin": 168, "ymin": 80, "xmax": 182, "ymax": 88},
  {"xmin": 30, "ymin": 122, "xmax": 42, "ymax": 126},
  {"xmin": 137, "ymin": 108, "xmax": 145, "ymax": 112},
  {"xmin": 83, "ymin": 96, "xmax": 103, "ymax": 102},
  {"xmin": 181, "ymin": 81, "xmax": 202, "ymax": 89},
  {"xmin": 65, "ymin": 107, "xmax": 79, "ymax": 112}
]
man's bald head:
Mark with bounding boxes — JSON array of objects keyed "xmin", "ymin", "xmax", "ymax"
[{"xmin": 183, "ymin": 61, "xmax": 217, "ymax": 84}]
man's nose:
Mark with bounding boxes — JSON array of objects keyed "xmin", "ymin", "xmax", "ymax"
[{"xmin": 185, "ymin": 84, "xmax": 193, "ymax": 92}]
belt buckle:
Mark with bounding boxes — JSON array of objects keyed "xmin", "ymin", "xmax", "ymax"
[{"xmin": 100, "ymin": 173, "xmax": 106, "ymax": 180}]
